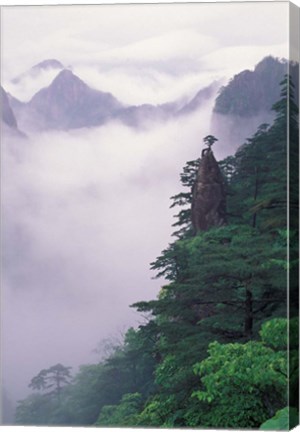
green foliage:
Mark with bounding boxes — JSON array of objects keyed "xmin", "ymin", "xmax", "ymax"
[
  {"xmin": 29, "ymin": 364, "xmax": 72, "ymax": 395},
  {"xmin": 260, "ymin": 407, "xmax": 299, "ymax": 430},
  {"xmin": 169, "ymin": 158, "xmax": 200, "ymax": 239},
  {"xmin": 15, "ymin": 394, "xmax": 54, "ymax": 425},
  {"xmin": 95, "ymin": 393, "xmax": 142, "ymax": 426},
  {"xmin": 192, "ymin": 319, "xmax": 289, "ymax": 428},
  {"xmin": 63, "ymin": 327, "xmax": 157, "ymax": 426},
  {"xmin": 139, "ymin": 224, "xmax": 286, "ymax": 344},
  {"xmin": 203, "ymin": 134, "xmax": 218, "ymax": 147},
  {"xmin": 259, "ymin": 318, "xmax": 287, "ymax": 350},
  {"xmin": 15, "ymin": 364, "xmax": 72, "ymax": 425},
  {"xmin": 132, "ymin": 76, "xmax": 294, "ymax": 426}
]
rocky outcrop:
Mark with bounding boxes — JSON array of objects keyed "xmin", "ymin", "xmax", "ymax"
[
  {"xmin": 1, "ymin": 86, "xmax": 18, "ymax": 129},
  {"xmin": 191, "ymin": 147, "xmax": 227, "ymax": 232}
]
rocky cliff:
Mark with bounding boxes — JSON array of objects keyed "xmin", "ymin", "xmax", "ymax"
[
  {"xmin": 1, "ymin": 86, "xmax": 18, "ymax": 129},
  {"xmin": 210, "ymin": 56, "xmax": 299, "ymax": 153},
  {"xmin": 191, "ymin": 145, "xmax": 227, "ymax": 232}
]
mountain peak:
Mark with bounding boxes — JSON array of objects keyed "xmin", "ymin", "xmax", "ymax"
[
  {"xmin": 32, "ymin": 59, "xmax": 64, "ymax": 71},
  {"xmin": 52, "ymin": 69, "xmax": 84, "ymax": 83},
  {"xmin": 28, "ymin": 69, "xmax": 123, "ymax": 130},
  {"xmin": 213, "ymin": 56, "xmax": 287, "ymax": 116},
  {"xmin": 254, "ymin": 56, "xmax": 285, "ymax": 74},
  {"xmin": 49, "ymin": 69, "xmax": 88, "ymax": 93},
  {"xmin": 11, "ymin": 59, "xmax": 65, "ymax": 85}
]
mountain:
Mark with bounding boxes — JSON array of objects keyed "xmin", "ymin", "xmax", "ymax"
[
  {"xmin": 213, "ymin": 56, "xmax": 286, "ymax": 116},
  {"xmin": 31, "ymin": 59, "xmax": 64, "ymax": 71},
  {"xmin": 1, "ymin": 87, "xmax": 26, "ymax": 137},
  {"xmin": 118, "ymin": 82, "xmax": 220, "ymax": 127},
  {"xmin": 1, "ymin": 86, "xmax": 18, "ymax": 129},
  {"xmin": 176, "ymin": 81, "xmax": 219, "ymax": 116},
  {"xmin": 116, "ymin": 101, "xmax": 178, "ymax": 128},
  {"xmin": 11, "ymin": 59, "xmax": 64, "ymax": 84},
  {"xmin": 4, "ymin": 56, "xmax": 298, "ymax": 138},
  {"xmin": 210, "ymin": 56, "xmax": 299, "ymax": 151},
  {"xmin": 8, "ymin": 63, "xmax": 220, "ymax": 132},
  {"xmin": 21, "ymin": 69, "xmax": 124, "ymax": 130}
]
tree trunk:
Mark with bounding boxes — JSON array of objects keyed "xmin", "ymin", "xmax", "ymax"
[{"xmin": 244, "ymin": 284, "xmax": 253, "ymax": 338}]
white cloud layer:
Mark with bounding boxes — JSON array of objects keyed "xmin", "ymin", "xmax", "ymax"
[{"xmin": 2, "ymin": 102, "xmax": 221, "ymax": 402}]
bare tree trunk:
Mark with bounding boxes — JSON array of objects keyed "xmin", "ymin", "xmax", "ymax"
[{"xmin": 244, "ymin": 283, "xmax": 253, "ymax": 338}]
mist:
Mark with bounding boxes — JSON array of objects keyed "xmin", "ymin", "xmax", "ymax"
[
  {"xmin": 0, "ymin": 2, "xmax": 289, "ymax": 423},
  {"xmin": 2, "ymin": 101, "xmax": 226, "ymax": 407}
]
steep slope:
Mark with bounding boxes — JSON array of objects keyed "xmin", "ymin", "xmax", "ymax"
[
  {"xmin": 176, "ymin": 81, "xmax": 219, "ymax": 116},
  {"xmin": 214, "ymin": 56, "xmax": 286, "ymax": 116},
  {"xmin": 210, "ymin": 56, "xmax": 298, "ymax": 151},
  {"xmin": 26, "ymin": 69, "xmax": 124, "ymax": 130},
  {"xmin": 11, "ymin": 64, "xmax": 220, "ymax": 132},
  {"xmin": 1, "ymin": 86, "xmax": 18, "ymax": 129},
  {"xmin": 109, "ymin": 82, "xmax": 220, "ymax": 128},
  {"xmin": 1, "ymin": 87, "xmax": 27, "ymax": 137}
]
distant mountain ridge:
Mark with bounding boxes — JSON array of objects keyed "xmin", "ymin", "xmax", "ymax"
[
  {"xmin": 26, "ymin": 69, "xmax": 124, "ymax": 130},
  {"xmin": 213, "ymin": 57, "xmax": 296, "ymax": 116},
  {"xmin": 11, "ymin": 59, "xmax": 64, "ymax": 85},
  {"xmin": 211, "ymin": 56, "xmax": 299, "ymax": 151},
  {"xmin": 3, "ymin": 56, "xmax": 297, "ymax": 140},
  {"xmin": 5, "ymin": 65, "xmax": 219, "ymax": 133}
]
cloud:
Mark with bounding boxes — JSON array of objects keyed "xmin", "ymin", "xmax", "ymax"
[
  {"xmin": 4, "ymin": 69, "xmax": 62, "ymax": 103},
  {"xmin": 200, "ymin": 43, "xmax": 288, "ymax": 78},
  {"xmin": 3, "ymin": 27, "xmax": 219, "ymax": 104},
  {"xmin": 92, "ymin": 29, "xmax": 217, "ymax": 66},
  {"xmin": 72, "ymin": 64, "xmax": 220, "ymax": 105},
  {"xmin": 2, "ymin": 100, "xmax": 220, "ymax": 402}
]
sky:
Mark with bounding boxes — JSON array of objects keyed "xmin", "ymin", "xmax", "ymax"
[
  {"xmin": 0, "ymin": 0, "xmax": 292, "ymax": 425},
  {"xmin": 1, "ymin": 2, "xmax": 289, "ymax": 103}
]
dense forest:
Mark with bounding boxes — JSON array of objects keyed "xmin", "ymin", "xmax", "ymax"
[{"xmin": 14, "ymin": 76, "xmax": 299, "ymax": 429}]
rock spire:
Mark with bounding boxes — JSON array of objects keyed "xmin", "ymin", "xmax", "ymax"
[{"xmin": 191, "ymin": 137, "xmax": 227, "ymax": 232}]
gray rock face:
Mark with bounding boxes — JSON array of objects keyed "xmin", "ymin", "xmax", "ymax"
[
  {"xmin": 210, "ymin": 57, "xmax": 299, "ymax": 151},
  {"xmin": 176, "ymin": 82, "xmax": 219, "ymax": 116},
  {"xmin": 191, "ymin": 148, "xmax": 227, "ymax": 232},
  {"xmin": 1, "ymin": 86, "xmax": 18, "ymax": 129},
  {"xmin": 213, "ymin": 57, "xmax": 289, "ymax": 117},
  {"xmin": 27, "ymin": 69, "xmax": 124, "ymax": 130},
  {"xmin": 11, "ymin": 67, "xmax": 219, "ymax": 132}
]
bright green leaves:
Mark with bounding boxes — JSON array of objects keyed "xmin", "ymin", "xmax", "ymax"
[
  {"xmin": 260, "ymin": 407, "xmax": 299, "ymax": 430},
  {"xmin": 192, "ymin": 319, "xmax": 289, "ymax": 428},
  {"xmin": 259, "ymin": 318, "xmax": 287, "ymax": 350}
]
